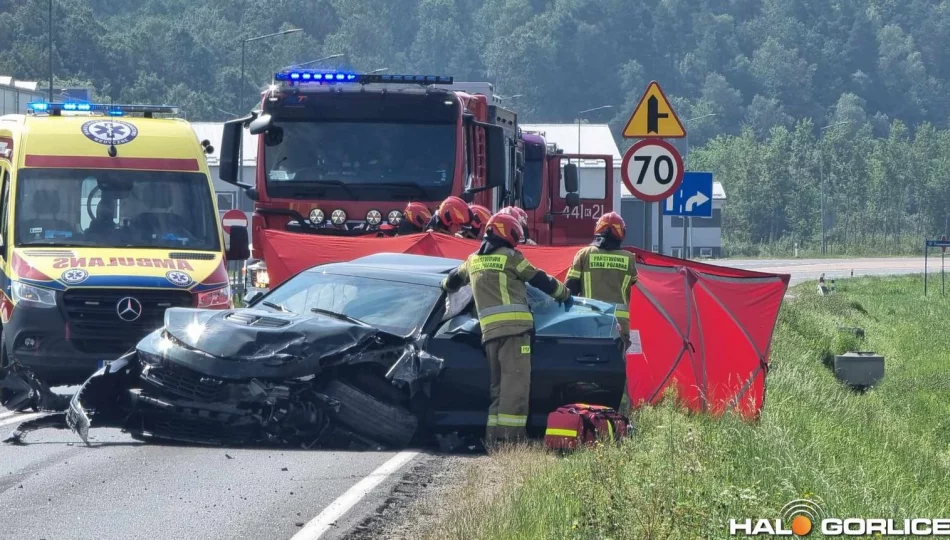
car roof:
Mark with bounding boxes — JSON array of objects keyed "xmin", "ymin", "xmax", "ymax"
[{"xmin": 307, "ymin": 253, "xmax": 462, "ymax": 287}]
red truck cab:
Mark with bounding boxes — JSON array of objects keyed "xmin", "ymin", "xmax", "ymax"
[{"xmin": 216, "ymin": 70, "xmax": 613, "ymax": 261}]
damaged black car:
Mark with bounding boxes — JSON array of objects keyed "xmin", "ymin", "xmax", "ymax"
[{"xmin": 8, "ymin": 253, "xmax": 626, "ymax": 449}]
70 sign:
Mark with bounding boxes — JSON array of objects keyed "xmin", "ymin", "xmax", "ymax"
[{"xmin": 621, "ymin": 139, "xmax": 684, "ymax": 202}]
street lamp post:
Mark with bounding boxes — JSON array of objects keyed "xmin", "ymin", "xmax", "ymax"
[
  {"xmin": 678, "ymin": 113, "xmax": 718, "ymax": 259},
  {"xmin": 48, "ymin": 0, "xmax": 53, "ymax": 101},
  {"xmin": 280, "ymin": 53, "xmax": 345, "ymax": 71},
  {"xmin": 576, "ymin": 105, "xmax": 613, "ymax": 156},
  {"xmin": 819, "ymin": 121, "xmax": 851, "ymax": 255},
  {"xmin": 239, "ymin": 28, "xmax": 302, "ymax": 185}
]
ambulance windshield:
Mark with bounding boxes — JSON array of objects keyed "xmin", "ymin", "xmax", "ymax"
[
  {"xmin": 263, "ymin": 121, "xmax": 456, "ymax": 201},
  {"xmin": 14, "ymin": 169, "xmax": 221, "ymax": 251}
]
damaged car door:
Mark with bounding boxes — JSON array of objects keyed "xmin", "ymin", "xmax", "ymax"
[{"xmin": 426, "ymin": 286, "xmax": 626, "ymax": 436}]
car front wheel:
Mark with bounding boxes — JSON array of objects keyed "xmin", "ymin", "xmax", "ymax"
[{"xmin": 321, "ymin": 379, "xmax": 418, "ymax": 448}]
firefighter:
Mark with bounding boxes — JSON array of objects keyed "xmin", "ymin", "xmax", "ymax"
[
  {"xmin": 456, "ymin": 204, "xmax": 492, "ymax": 239},
  {"xmin": 441, "ymin": 211, "xmax": 573, "ymax": 443},
  {"xmin": 565, "ymin": 212, "xmax": 638, "ymax": 353},
  {"xmin": 396, "ymin": 202, "xmax": 432, "ymax": 235},
  {"xmin": 500, "ymin": 206, "xmax": 537, "ymax": 245},
  {"xmin": 426, "ymin": 196, "xmax": 472, "ymax": 235}
]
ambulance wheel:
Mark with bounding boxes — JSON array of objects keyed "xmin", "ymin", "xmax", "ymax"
[{"xmin": 322, "ymin": 379, "xmax": 418, "ymax": 449}]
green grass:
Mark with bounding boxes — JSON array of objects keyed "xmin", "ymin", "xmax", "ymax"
[{"xmin": 419, "ymin": 276, "xmax": 950, "ymax": 540}]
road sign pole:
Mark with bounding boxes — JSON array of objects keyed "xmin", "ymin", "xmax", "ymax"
[
  {"xmin": 643, "ymin": 203, "xmax": 650, "ymax": 251},
  {"xmin": 681, "ymin": 215, "xmax": 688, "ymax": 259},
  {"xmin": 942, "ymin": 251, "xmax": 945, "ymax": 296},
  {"xmin": 924, "ymin": 241, "xmax": 929, "ymax": 296}
]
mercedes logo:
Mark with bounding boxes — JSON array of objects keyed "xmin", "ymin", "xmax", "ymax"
[{"xmin": 116, "ymin": 297, "xmax": 143, "ymax": 322}]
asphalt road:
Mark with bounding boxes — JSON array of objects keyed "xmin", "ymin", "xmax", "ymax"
[
  {"xmin": 712, "ymin": 256, "xmax": 927, "ymax": 285},
  {"xmin": 0, "ymin": 257, "xmax": 928, "ymax": 540}
]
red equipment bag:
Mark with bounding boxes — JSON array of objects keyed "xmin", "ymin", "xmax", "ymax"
[{"xmin": 544, "ymin": 403, "xmax": 630, "ymax": 450}]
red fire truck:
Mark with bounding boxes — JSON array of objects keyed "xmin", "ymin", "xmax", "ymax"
[{"xmin": 217, "ymin": 70, "xmax": 614, "ymax": 266}]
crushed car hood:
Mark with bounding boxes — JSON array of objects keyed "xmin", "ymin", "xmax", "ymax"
[{"xmin": 146, "ymin": 307, "xmax": 384, "ymax": 380}]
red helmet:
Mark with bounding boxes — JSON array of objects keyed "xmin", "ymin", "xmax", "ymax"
[
  {"xmin": 437, "ymin": 196, "xmax": 472, "ymax": 228},
  {"xmin": 594, "ymin": 212, "xmax": 626, "ymax": 240},
  {"xmin": 403, "ymin": 202, "xmax": 432, "ymax": 229},
  {"xmin": 499, "ymin": 206, "xmax": 528, "ymax": 227},
  {"xmin": 485, "ymin": 212, "xmax": 523, "ymax": 247},
  {"xmin": 469, "ymin": 204, "xmax": 492, "ymax": 232}
]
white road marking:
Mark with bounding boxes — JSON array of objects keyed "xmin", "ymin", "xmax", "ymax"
[
  {"xmin": 0, "ymin": 410, "xmax": 19, "ymax": 421},
  {"xmin": 0, "ymin": 412, "xmax": 46, "ymax": 428},
  {"xmin": 291, "ymin": 450, "xmax": 420, "ymax": 540}
]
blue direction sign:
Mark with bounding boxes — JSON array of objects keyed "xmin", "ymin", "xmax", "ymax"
[{"xmin": 663, "ymin": 171, "xmax": 713, "ymax": 217}]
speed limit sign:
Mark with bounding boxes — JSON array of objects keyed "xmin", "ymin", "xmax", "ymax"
[{"xmin": 621, "ymin": 139, "xmax": 684, "ymax": 202}]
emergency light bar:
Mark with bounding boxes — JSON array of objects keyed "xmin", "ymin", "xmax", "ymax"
[
  {"xmin": 275, "ymin": 70, "xmax": 453, "ymax": 86},
  {"xmin": 26, "ymin": 101, "xmax": 179, "ymax": 117}
]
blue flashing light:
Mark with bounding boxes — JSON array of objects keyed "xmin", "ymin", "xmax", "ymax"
[
  {"xmin": 25, "ymin": 101, "xmax": 178, "ymax": 115},
  {"xmin": 275, "ymin": 70, "xmax": 454, "ymax": 86}
]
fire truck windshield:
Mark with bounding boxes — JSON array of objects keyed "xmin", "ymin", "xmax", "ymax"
[{"xmin": 264, "ymin": 121, "xmax": 456, "ymax": 201}]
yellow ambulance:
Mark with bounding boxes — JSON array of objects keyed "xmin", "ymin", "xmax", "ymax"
[{"xmin": 0, "ymin": 102, "xmax": 249, "ymax": 387}]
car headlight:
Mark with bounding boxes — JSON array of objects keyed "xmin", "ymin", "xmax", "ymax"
[
  {"xmin": 196, "ymin": 285, "xmax": 231, "ymax": 309},
  {"xmin": 331, "ymin": 209, "xmax": 347, "ymax": 226},
  {"xmin": 11, "ymin": 280, "xmax": 56, "ymax": 307},
  {"xmin": 309, "ymin": 208, "xmax": 325, "ymax": 225},
  {"xmin": 388, "ymin": 209, "xmax": 403, "ymax": 225},
  {"xmin": 366, "ymin": 209, "xmax": 382, "ymax": 226}
]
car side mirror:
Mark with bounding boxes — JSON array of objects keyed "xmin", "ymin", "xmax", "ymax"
[
  {"xmin": 563, "ymin": 163, "xmax": 579, "ymax": 193},
  {"xmin": 565, "ymin": 192, "xmax": 580, "ymax": 208},
  {"xmin": 226, "ymin": 225, "xmax": 250, "ymax": 261},
  {"xmin": 243, "ymin": 290, "xmax": 264, "ymax": 306}
]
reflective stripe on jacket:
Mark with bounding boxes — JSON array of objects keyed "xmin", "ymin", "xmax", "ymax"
[{"xmin": 566, "ymin": 246, "xmax": 638, "ymax": 323}]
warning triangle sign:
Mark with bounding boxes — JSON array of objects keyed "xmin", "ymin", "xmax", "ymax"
[{"xmin": 622, "ymin": 81, "xmax": 686, "ymax": 139}]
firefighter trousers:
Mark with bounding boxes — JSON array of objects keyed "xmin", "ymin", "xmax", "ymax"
[{"xmin": 483, "ymin": 332, "xmax": 532, "ymax": 443}]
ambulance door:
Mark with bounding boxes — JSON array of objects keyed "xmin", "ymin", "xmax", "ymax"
[{"xmin": 547, "ymin": 154, "xmax": 613, "ymax": 246}]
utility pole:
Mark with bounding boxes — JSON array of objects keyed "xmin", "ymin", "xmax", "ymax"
[{"xmin": 48, "ymin": 0, "xmax": 53, "ymax": 101}]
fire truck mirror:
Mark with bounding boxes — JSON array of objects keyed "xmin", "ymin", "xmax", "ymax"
[
  {"xmin": 565, "ymin": 192, "xmax": 580, "ymax": 208},
  {"xmin": 563, "ymin": 163, "xmax": 579, "ymax": 193},
  {"xmin": 249, "ymin": 114, "xmax": 274, "ymax": 135},
  {"xmin": 484, "ymin": 124, "xmax": 506, "ymax": 189},
  {"xmin": 219, "ymin": 119, "xmax": 245, "ymax": 186},
  {"xmin": 264, "ymin": 127, "xmax": 284, "ymax": 147},
  {"xmin": 515, "ymin": 149, "xmax": 525, "ymax": 168}
]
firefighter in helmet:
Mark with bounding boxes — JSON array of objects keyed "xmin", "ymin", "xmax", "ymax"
[
  {"xmin": 427, "ymin": 196, "xmax": 472, "ymax": 235},
  {"xmin": 499, "ymin": 206, "xmax": 537, "ymax": 245},
  {"xmin": 441, "ymin": 211, "xmax": 573, "ymax": 443},
  {"xmin": 565, "ymin": 212, "xmax": 638, "ymax": 352},
  {"xmin": 456, "ymin": 204, "xmax": 492, "ymax": 239},
  {"xmin": 396, "ymin": 202, "xmax": 432, "ymax": 235}
]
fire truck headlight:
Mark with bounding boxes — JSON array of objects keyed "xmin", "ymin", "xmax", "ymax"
[
  {"xmin": 331, "ymin": 209, "xmax": 347, "ymax": 226},
  {"xmin": 309, "ymin": 208, "xmax": 325, "ymax": 225},
  {"xmin": 388, "ymin": 210, "xmax": 402, "ymax": 225},
  {"xmin": 366, "ymin": 209, "xmax": 382, "ymax": 226}
]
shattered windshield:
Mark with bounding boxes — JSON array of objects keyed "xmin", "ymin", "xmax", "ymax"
[
  {"xmin": 263, "ymin": 121, "xmax": 456, "ymax": 201},
  {"xmin": 262, "ymin": 272, "xmax": 441, "ymax": 336}
]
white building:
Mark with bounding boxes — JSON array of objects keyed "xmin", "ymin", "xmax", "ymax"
[{"xmin": 0, "ymin": 77, "xmax": 46, "ymax": 115}]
